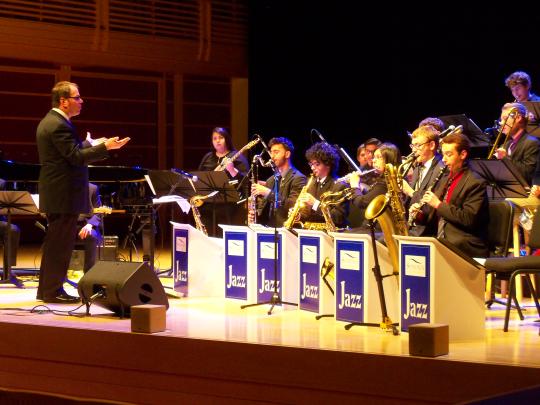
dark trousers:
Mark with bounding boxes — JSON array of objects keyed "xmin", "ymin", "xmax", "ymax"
[
  {"xmin": 38, "ymin": 214, "xmax": 78, "ymax": 299},
  {"xmin": 0, "ymin": 221, "xmax": 20, "ymax": 267},
  {"xmin": 75, "ymin": 228, "xmax": 102, "ymax": 272}
]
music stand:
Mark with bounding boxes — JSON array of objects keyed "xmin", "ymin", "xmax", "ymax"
[
  {"xmin": 469, "ymin": 159, "xmax": 529, "ymax": 200},
  {"xmin": 439, "ymin": 114, "xmax": 491, "ymax": 158},
  {"xmin": 0, "ymin": 191, "xmax": 39, "ymax": 288},
  {"xmin": 522, "ymin": 101, "xmax": 540, "ymax": 137}
]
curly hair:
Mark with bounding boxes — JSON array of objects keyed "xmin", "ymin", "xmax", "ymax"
[
  {"xmin": 418, "ymin": 117, "xmax": 445, "ymax": 132},
  {"xmin": 305, "ymin": 142, "xmax": 341, "ymax": 176},
  {"xmin": 505, "ymin": 71, "xmax": 532, "ymax": 88},
  {"xmin": 268, "ymin": 137, "xmax": 295, "ymax": 155}
]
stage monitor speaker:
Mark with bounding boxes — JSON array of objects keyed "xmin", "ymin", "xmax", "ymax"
[{"xmin": 78, "ymin": 261, "xmax": 169, "ymax": 317}]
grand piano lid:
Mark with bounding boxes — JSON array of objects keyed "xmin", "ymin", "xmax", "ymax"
[{"xmin": 0, "ymin": 160, "xmax": 147, "ymax": 182}]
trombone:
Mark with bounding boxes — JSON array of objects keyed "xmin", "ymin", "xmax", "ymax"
[{"xmin": 487, "ymin": 107, "xmax": 519, "ymax": 159}]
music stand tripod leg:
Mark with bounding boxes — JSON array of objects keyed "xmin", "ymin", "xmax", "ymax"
[
  {"xmin": 0, "ymin": 209, "xmax": 24, "ymax": 289},
  {"xmin": 344, "ymin": 221, "xmax": 399, "ymax": 335}
]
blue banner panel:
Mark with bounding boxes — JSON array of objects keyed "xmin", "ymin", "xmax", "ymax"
[
  {"xmin": 224, "ymin": 231, "xmax": 248, "ymax": 300},
  {"xmin": 400, "ymin": 243, "xmax": 431, "ymax": 331},
  {"xmin": 335, "ymin": 240, "xmax": 365, "ymax": 323},
  {"xmin": 299, "ymin": 236, "xmax": 320, "ymax": 313},
  {"xmin": 173, "ymin": 228, "xmax": 189, "ymax": 295},
  {"xmin": 256, "ymin": 233, "xmax": 282, "ymax": 304}
]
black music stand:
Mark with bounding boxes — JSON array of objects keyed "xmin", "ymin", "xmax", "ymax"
[
  {"xmin": 0, "ymin": 191, "xmax": 39, "ymax": 288},
  {"xmin": 469, "ymin": 159, "xmax": 529, "ymax": 199},
  {"xmin": 439, "ymin": 114, "xmax": 490, "ymax": 158}
]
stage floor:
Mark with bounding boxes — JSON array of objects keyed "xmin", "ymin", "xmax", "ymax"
[{"xmin": 0, "ymin": 245, "xmax": 539, "ymax": 404}]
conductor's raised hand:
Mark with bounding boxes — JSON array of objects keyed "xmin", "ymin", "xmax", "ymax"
[{"xmin": 105, "ymin": 136, "xmax": 131, "ymax": 150}]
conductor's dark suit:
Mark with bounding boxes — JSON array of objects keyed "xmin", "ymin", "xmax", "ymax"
[
  {"xmin": 257, "ymin": 166, "xmax": 306, "ymax": 227},
  {"xmin": 433, "ymin": 166, "xmax": 489, "ymax": 258},
  {"xmin": 36, "ymin": 109, "xmax": 109, "ymax": 300}
]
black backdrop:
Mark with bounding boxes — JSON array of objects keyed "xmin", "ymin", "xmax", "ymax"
[{"xmin": 248, "ymin": 1, "xmax": 540, "ymax": 175}]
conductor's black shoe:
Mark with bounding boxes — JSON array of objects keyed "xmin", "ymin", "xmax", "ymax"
[{"xmin": 42, "ymin": 292, "xmax": 81, "ymax": 304}]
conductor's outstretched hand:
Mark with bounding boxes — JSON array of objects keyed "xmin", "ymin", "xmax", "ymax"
[{"xmin": 105, "ymin": 137, "xmax": 131, "ymax": 150}]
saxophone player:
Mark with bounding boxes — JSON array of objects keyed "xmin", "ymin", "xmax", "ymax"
[
  {"xmin": 296, "ymin": 142, "xmax": 349, "ymax": 229},
  {"xmin": 405, "ymin": 125, "xmax": 446, "ymax": 236},
  {"xmin": 420, "ymin": 133, "xmax": 489, "ymax": 258},
  {"xmin": 249, "ymin": 137, "xmax": 306, "ymax": 227},
  {"xmin": 349, "ymin": 143, "xmax": 401, "ymax": 229}
]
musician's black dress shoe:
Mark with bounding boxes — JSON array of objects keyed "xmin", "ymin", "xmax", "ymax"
[{"xmin": 42, "ymin": 292, "xmax": 81, "ymax": 304}]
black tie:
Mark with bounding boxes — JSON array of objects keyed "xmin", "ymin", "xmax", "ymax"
[{"xmin": 415, "ymin": 165, "xmax": 425, "ymax": 191}]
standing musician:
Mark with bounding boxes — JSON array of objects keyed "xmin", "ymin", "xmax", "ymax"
[
  {"xmin": 296, "ymin": 142, "xmax": 349, "ymax": 229},
  {"xmin": 249, "ymin": 137, "xmax": 306, "ymax": 227},
  {"xmin": 493, "ymin": 103, "xmax": 540, "ymax": 185},
  {"xmin": 348, "ymin": 143, "xmax": 401, "ymax": 229},
  {"xmin": 420, "ymin": 133, "xmax": 489, "ymax": 258},
  {"xmin": 404, "ymin": 125, "xmax": 446, "ymax": 236},
  {"xmin": 197, "ymin": 127, "xmax": 250, "ymax": 236}
]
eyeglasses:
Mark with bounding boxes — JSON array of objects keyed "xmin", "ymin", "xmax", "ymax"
[
  {"xmin": 67, "ymin": 96, "xmax": 82, "ymax": 101},
  {"xmin": 309, "ymin": 161, "xmax": 321, "ymax": 168},
  {"xmin": 409, "ymin": 140, "xmax": 430, "ymax": 150}
]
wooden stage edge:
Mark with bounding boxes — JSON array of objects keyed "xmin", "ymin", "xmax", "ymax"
[{"xmin": 0, "ymin": 295, "xmax": 539, "ymax": 404}]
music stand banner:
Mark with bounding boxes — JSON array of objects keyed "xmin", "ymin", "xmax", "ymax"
[
  {"xmin": 335, "ymin": 239, "xmax": 365, "ymax": 323},
  {"xmin": 224, "ymin": 231, "xmax": 248, "ymax": 299},
  {"xmin": 256, "ymin": 233, "xmax": 282, "ymax": 304},
  {"xmin": 172, "ymin": 228, "xmax": 189, "ymax": 295},
  {"xmin": 298, "ymin": 236, "xmax": 321, "ymax": 313},
  {"xmin": 400, "ymin": 243, "xmax": 431, "ymax": 332}
]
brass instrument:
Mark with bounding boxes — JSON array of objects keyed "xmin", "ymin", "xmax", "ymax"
[
  {"xmin": 407, "ymin": 166, "xmax": 448, "ymax": 228},
  {"xmin": 336, "ymin": 168, "xmax": 376, "ymax": 184},
  {"xmin": 487, "ymin": 107, "xmax": 519, "ymax": 159},
  {"xmin": 214, "ymin": 138, "xmax": 260, "ymax": 171},
  {"xmin": 283, "ymin": 175, "xmax": 315, "ymax": 230},
  {"xmin": 304, "ymin": 188, "xmax": 355, "ymax": 232},
  {"xmin": 189, "ymin": 194, "xmax": 211, "ymax": 235},
  {"xmin": 365, "ymin": 163, "xmax": 408, "ymax": 275}
]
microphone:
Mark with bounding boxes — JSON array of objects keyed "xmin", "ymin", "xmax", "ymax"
[
  {"xmin": 438, "ymin": 125, "xmax": 462, "ymax": 139},
  {"xmin": 254, "ymin": 135, "xmax": 277, "ymax": 170},
  {"xmin": 171, "ymin": 168, "xmax": 198, "ymax": 182},
  {"xmin": 311, "ymin": 128, "xmax": 327, "ymax": 143}
]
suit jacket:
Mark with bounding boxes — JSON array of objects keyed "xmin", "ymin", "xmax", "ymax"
[
  {"xmin": 37, "ymin": 110, "xmax": 109, "ymax": 214},
  {"xmin": 433, "ymin": 166, "xmax": 489, "ymax": 258},
  {"xmin": 257, "ymin": 166, "xmax": 306, "ymax": 227},
  {"xmin": 300, "ymin": 176, "xmax": 349, "ymax": 228},
  {"xmin": 408, "ymin": 155, "xmax": 446, "ymax": 236},
  {"xmin": 503, "ymin": 132, "xmax": 540, "ymax": 185}
]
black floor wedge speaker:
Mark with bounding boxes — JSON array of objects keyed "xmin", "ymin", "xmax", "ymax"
[{"xmin": 78, "ymin": 261, "xmax": 169, "ymax": 317}]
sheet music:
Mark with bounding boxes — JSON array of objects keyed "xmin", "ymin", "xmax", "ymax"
[
  {"xmin": 31, "ymin": 194, "xmax": 39, "ymax": 209},
  {"xmin": 152, "ymin": 195, "xmax": 191, "ymax": 213}
]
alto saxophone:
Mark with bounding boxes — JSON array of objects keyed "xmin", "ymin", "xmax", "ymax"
[
  {"xmin": 305, "ymin": 188, "xmax": 354, "ymax": 232},
  {"xmin": 189, "ymin": 195, "xmax": 209, "ymax": 235},
  {"xmin": 283, "ymin": 175, "xmax": 315, "ymax": 230}
]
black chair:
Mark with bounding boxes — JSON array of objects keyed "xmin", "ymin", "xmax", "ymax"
[
  {"xmin": 485, "ymin": 200, "xmax": 515, "ymax": 308},
  {"xmin": 484, "ymin": 212, "xmax": 540, "ymax": 331}
]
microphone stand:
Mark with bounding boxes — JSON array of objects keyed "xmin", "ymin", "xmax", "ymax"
[
  {"xmin": 241, "ymin": 162, "xmax": 297, "ymax": 315},
  {"xmin": 312, "ymin": 128, "xmax": 361, "ymax": 172}
]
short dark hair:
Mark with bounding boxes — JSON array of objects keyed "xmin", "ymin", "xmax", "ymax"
[
  {"xmin": 364, "ymin": 137, "xmax": 382, "ymax": 146},
  {"xmin": 440, "ymin": 133, "xmax": 471, "ymax": 154},
  {"xmin": 268, "ymin": 137, "xmax": 294, "ymax": 155},
  {"xmin": 212, "ymin": 127, "xmax": 234, "ymax": 150},
  {"xmin": 305, "ymin": 142, "xmax": 341, "ymax": 176},
  {"xmin": 377, "ymin": 143, "xmax": 401, "ymax": 167},
  {"xmin": 418, "ymin": 117, "xmax": 445, "ymax": 132},
  {"xmin": 51, "ymin": 81, "xmax": 77, "ymax": 108}
]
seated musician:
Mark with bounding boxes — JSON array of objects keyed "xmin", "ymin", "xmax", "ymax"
[
  {"xmin": 419, "ymin": 133, "xmax": 489, "ymax": 258},
  {"xmin": 403, "ymin": 125, "xmax": 446, "ymax": 236},
  {"xmin": 493, "ymin": 103, "xmax": 540, "ymax": 185},
  {"xmin": 348, "ymin": 142, "xmax": 401, "ymax": 229},
  {"xmin": 249, "ymin": 137, "xmax": 306, "ymax": 227},
  {"xmin": 0, "ymin": 178, "xmax": 20, "ymax": 269},
  {"xmin": 296, "ymin": 142, "xmax": 349, "ymax": 229},
  {"xmin": 74, "ymin": 183, "xmax": 103, "ymax": 272}
]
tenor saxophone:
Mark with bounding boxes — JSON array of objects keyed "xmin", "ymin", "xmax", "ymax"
[{"xmin": 283, "ymin": 175, "xmax": 315, "ymax": 230}]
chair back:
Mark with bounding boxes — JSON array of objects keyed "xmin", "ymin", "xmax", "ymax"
[
  {"xmin": 487, "ymin": 200, "xmax": 514, "ymax": 257},
  {"xmin": 529, "ymin": 211, "xmax": 540, "ymax": 249}
]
